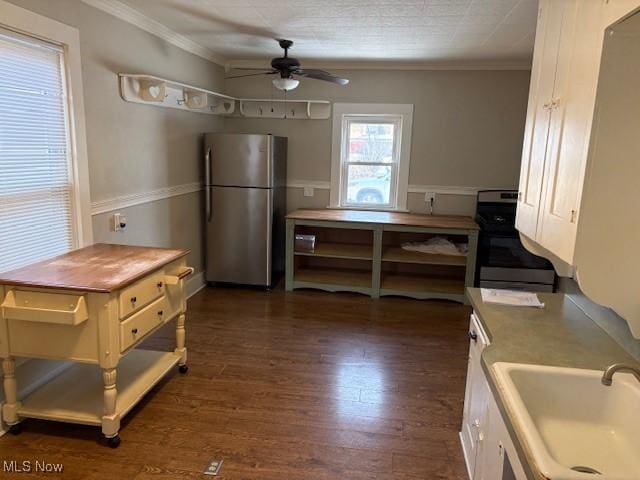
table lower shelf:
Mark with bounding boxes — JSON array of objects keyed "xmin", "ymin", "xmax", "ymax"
[
  {"xmin": 379, "ymin": 273, "xmax": 465, "ymax": 301},
  {"xmin": 17, "ymin": 349, "xmax": 180, "ymax": 426},
  {"xmin": 290, "ymin": 267, "xmax": 466, "ymax": 302}
]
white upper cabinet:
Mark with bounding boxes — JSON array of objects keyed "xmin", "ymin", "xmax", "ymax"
[
  {"xmin": 516, "ymin": 0, "xmax": 605, "ymax": 265},
  {"xmin": 516, "ymin": 1, "xmax": 564, "ymax": 240}
]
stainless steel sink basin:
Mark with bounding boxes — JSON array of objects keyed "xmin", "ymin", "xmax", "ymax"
[{"xmin": 493, "ymin": 362, "xmax": 640, "ymax": 479}]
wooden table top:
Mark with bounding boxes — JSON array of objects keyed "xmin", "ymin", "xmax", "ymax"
[
  {"xmin": 0, "ymin": 244, "xmax": 190, "ymax": 293},
  {"xmin": 286, "ymin": 209, "xmax": 479, "ymax": 230}
]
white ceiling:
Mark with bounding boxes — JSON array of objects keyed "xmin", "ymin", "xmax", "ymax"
[{"xmin": 119, "ymin": 0, "xmax": 538, "ymax": 68}]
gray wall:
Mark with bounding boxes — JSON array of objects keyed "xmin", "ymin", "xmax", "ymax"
[
  {"xmin": 6, "ymin": 0, "xmax": 225, "ymax": 277},
  {"xmin": 225, "ymin": 69, "xmax": 531, "ymax": 214}
]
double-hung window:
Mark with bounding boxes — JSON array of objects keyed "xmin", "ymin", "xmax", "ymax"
[
  {"xmin": 330, "ymin": 104, "xmax": 413, "ymax": 211},
  {"xmin": 0, "ymin": 1, "xmax": 91, "ymax": 273}
]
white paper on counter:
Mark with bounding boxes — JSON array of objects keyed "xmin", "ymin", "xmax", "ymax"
[{"xmin": 480, "ymin": 288, "xmax": 545, "ymax": 308}]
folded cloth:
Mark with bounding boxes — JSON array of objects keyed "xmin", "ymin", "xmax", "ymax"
[{"xmin": 401, "ymin": 237, "xmax": 467, "ymax": 256}]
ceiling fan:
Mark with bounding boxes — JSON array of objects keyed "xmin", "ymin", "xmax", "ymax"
[{"xmin": 226, "ymin": 39, "xmax": 350, "ymax": 91}]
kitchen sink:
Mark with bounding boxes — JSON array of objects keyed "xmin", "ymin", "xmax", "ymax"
[{"xmin": 492, "ymin": 362, "xmax": 640, "ymax": 479}]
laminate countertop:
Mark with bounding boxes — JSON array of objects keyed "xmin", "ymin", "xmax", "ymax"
[
  {"xmin": 0, "ymin": 243, "xmax": 189, "ymax": 293},
  {"xmin": 467, "ymin": 287, "xmax": 639, "ymax": 480},
  {"xmin": 286, "ymin": 208, "xmax": 479, "ymax": 230}
]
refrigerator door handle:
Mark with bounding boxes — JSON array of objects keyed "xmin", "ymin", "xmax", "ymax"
[{"xmin": 205, "ymin": 147, "xmax": 212, "ymax": 221}]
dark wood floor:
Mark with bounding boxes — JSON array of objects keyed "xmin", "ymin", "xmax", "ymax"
[{"xmin": 1, "ymin": 286, "xmax": 472, "ymax": 479}]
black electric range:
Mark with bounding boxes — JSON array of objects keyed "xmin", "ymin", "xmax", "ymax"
[{"xmin": 474, "ymin": 190, "xmax": 556, "ymax": 292}]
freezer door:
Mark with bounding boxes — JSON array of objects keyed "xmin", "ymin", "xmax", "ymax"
[
  {"xmin": 205, "ymin": 133, "xmax": 272, "ymax": 188},
  {"xmin": 205, "ymin": 186, "xmax": 272, "ymax": 286}
]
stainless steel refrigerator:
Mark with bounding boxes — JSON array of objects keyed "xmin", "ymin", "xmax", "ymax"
[{"xmin": 204, "ymin": 133, "xmax": 287, "ymax": 287}]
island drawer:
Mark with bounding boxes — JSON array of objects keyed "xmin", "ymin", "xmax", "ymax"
[
  {"xmin": 118, "ymin": 271, "xmax": 165, "ymax": 319},
  {"xmin": 120, "ymin": 296, "xmax": 167, "ymax": 352}
]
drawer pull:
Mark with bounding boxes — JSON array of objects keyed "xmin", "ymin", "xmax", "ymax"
[
  {"xmin": 157, "ymin": 310, "xmax": 164, "ymax": 317},
  {"xmin": 131, "ymin": 296, "xmax": 137, "ymax": 304},
  {"xmin": 131, "ymin": 328, "xmax": 138, "ymax": 335},
  {"xmin": 469, "ymin": 330, "xmax": 478, "ymax": 343},
  {"xmin": 157, "ymin": 281, "xmax": 163, "ymax": 289},
  {"xmin": 163, "ymin": 267, "xmax": 195, "ymax": 285}
]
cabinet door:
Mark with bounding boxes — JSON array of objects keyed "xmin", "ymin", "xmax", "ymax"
[
  {"xmin": 460, "ymin": 314, "xmax": 489, "ymax": 479},
  {"xmin": 487, "ymin": 392, "xmax": 528, "ymax": 480},
  {"xmin": 475, "ymin": 379, "xmax": 497, "ymax": 480},
  {"xmin": 516, "ymin": 0, "xmax": 564, "ymax": 238},
  {"xmin": 537, "ymin": 0, "xmax": 604, "ymax": 264}
]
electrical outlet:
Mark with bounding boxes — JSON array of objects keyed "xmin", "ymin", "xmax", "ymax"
[
  {"xmin": 303, "ymin": 186, "xmax": 314, "ymax": 197},
  {"xmin": 424, "ymin": 192, "xmax": 436, "ymax": 203},
  {"xmin": 112, "ymin": 213, "xmax": 127, "ymax": 232}
]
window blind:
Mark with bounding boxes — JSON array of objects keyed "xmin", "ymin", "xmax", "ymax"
[{"xmin": 0, "ymin": 28, "xmax": 75, "ymax": 273}]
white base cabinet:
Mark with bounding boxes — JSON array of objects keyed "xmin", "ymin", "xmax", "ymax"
[{"xmin": 461, "ymin": 313, "xmax": 526, "ymax": 480}]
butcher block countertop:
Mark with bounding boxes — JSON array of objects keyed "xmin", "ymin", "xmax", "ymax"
[
  {"xmin": 0, "ymin": 243, "xmax": 189, "ymax": 293},
  {"xmin": 286, "ymin": 208, "xmax": 479, "ymax": 230}
]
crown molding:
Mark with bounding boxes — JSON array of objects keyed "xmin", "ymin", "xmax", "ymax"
[
  {"xmin": 226, "ymin": 59, "xmax": 532, "ymax": 72},
  {"xmin": 81, "ymin": 0, "xmax": 226, "ymax": 65},
  {"xmin": 91, "ymin": 182, "xmax": 202, "ymax": 215}
]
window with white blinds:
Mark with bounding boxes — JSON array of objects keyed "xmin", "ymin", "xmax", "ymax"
[{"xmin": 0, "ymin": 28, "xmax": 76, "ymax": 273}]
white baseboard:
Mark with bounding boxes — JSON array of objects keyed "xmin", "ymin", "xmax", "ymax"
[{"xmin": 186, "ymin": 270, "xmax": 206, "ymax": 299}]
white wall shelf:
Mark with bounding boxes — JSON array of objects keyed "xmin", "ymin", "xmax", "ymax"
[
  {"xmin": 119, "ymin": 73, "xmax": 331, "ymax": 119},
  {"xmin": 239, "ymin": 99, "xmax": 331, "ymax": 120},
  {"xmin": 119, "ymin": 74, "xmax": 236, "ymax": 115}
]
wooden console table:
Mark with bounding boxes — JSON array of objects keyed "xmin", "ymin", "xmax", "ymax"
[
  {"xmin": 285, "ymin": 209, "xmax": 479, "ymax": 302},
  {"xmin": 0, "ymin": 244, "xmax": 192, "ymax": 447}
]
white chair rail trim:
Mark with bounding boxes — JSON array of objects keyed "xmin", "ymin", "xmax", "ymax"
[
  {"xmin": 90, "ymin": 182, "xmax": 202, "ymax": 215},
  {"xmin": 90, "ymin": 181, "xmax": 516, "ymax": 216}
]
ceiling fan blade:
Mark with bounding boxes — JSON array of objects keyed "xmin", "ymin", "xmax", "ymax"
[
  {"xmin": 295, "ymin": 69, "xmax": 350, "ymax": 86},
  {"xmin": 226, "ymin": 71, "xmax": 278, "ymax": 79},
  {"xmin": 229, "ymin": 67, "xmax": 275, "ymax": 71}
]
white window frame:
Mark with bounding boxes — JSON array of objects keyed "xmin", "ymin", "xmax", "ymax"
[
  {"xmin": 330, "ymin": 103, "xmax": 413, "ymax": 211},
  {"xmin": 1, "ymin": 0, "xmax": 92, "ymax": 247}
]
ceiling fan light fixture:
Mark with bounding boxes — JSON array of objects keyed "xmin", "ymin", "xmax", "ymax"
[{"xmin": 272, "ymin": 77, "xmax": 299, "ymax": 91}]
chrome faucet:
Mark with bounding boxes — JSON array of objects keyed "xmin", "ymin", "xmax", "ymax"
[{"xmin": 601, "ymin": 363, "xmax": 640, "ymax": 386}]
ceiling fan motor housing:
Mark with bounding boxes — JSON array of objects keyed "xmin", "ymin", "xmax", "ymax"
[{"xmin": 271, "ymin": 56, "xmax": 301, "ymax": 77}]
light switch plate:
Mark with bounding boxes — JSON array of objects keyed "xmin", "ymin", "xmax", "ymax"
[{"xmin": 303, "ymin": 186, "xmax": 314, "ymax": 197}]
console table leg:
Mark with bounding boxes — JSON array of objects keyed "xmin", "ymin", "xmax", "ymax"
[
  {"xmin": 101, "ymin": 367, "xmax": 120, "ymax": 444},
  {"xmin": 175, "ymin": 313, "xmax": 188, "ymax": 373},
  {"xmin": 2, "ymin": 357, "xmax": 21, "ymax": 426}
]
